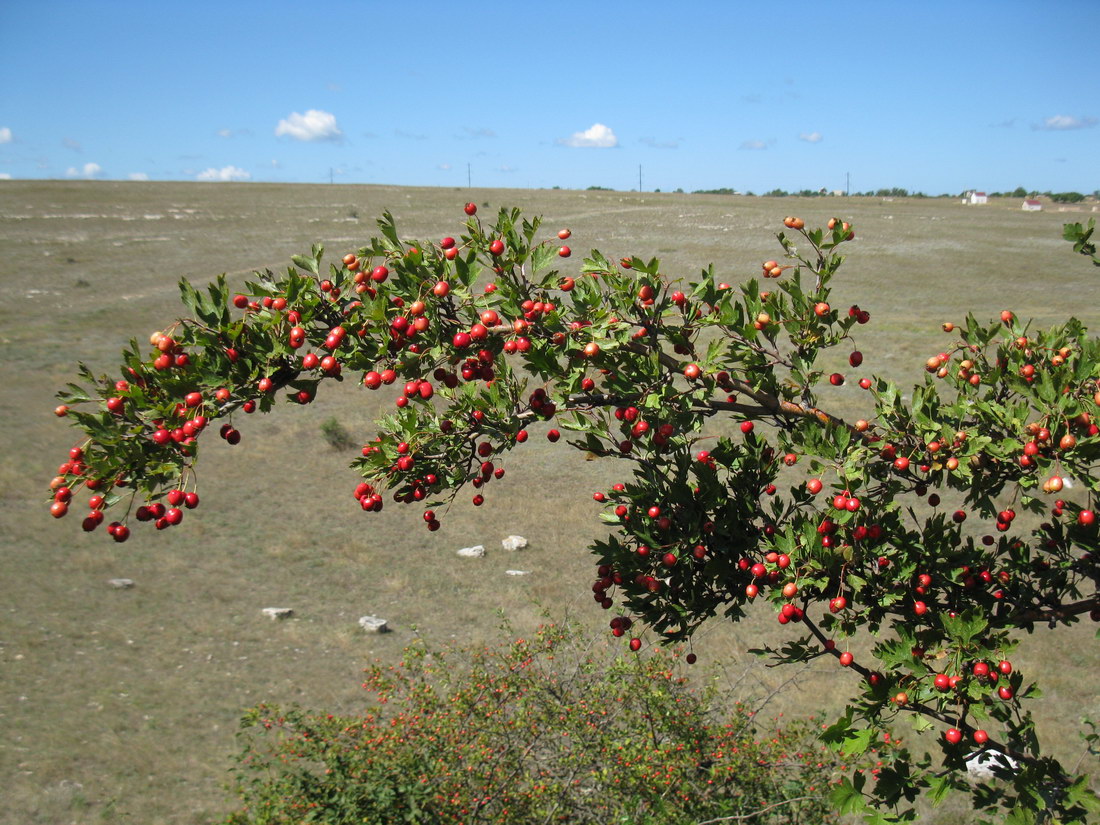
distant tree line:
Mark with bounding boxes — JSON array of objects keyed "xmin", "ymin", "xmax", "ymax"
[{"xmin": 577, "ymin": 184, "xmax": 1095, "ymax": 200}]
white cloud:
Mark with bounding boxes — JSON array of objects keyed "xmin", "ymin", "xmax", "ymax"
[
  {"xmin": 437, "ymin": 163, "xmax": 452, "ymax": 171},
  {"xmin": 63, "ymin": 137, "xmax": 82, "ymax": 151},
  {"xmin": 798, "ymin": 131, "xmax": 823, "ymax": 143},
  {"xmin": 0, "ymin": 127, "xmax": 11, "ymax": 144},
  {"xmin": 128, "ymin": 172, "xmax": 149, "ymax": 181},
  {"xmin": 196, "ymin": 165, "xmax": 251, "ymax": 181},
  {"xmin": 67, "ymin": 162, "xmax": 102, "ymax": 177},
  {"xmin": 0, "ymin": 172, "xmax": 11, "ymax": 180},
  {"xmin": 462, "ymin": 126, "xmax": 496, "ymax": 139},
  {"xmin": 739, "ymin": 139, "xmax": 768, "ymax": 150},
  {"xmin": 275, "ymin": 109, "xmax": 342, "ymax": 141},
  {"xmin": 499, "ymin": 165, "xmax": 516, "ymax": 173},
  {"xmin": 557, "ymin": 123, "xmax": 618, "ymax": 148},
  {"xmin": 1035, "ymin": 114, "xmax": 1097, "ymax": 131},
  {"xmin": 217, "ymin": 128, "xmax": 233, "ymax": 138}
]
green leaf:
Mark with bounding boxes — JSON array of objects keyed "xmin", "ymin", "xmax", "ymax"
[
  {"xmin": 830, "ymin": 776, "xmax": 868, "ymax": 815},
  {"xmin": 841, "ymin": 727, "xmax": 876, "ymax": 756},
  {"xmin": 290, "ymin": 254, "xmax": 317, "ymax": 275},
  {"xmin": 531, "ymin": 243, "xmax": 556, "ymax": 275},
  {"xmin": 57, "ymin": 383, "xmax": 92, "ymax": 404},
  {"xmin": 941, "ymin": 608, "xmax": 988, "ymax": 645}
]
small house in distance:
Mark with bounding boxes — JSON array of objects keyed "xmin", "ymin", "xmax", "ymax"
[
  {"xmin": 966, "ymin": 191, "xmax": 989, "ymax": 205},
  {"xmin": 1022, "ymin": 199, "xmax": 1042, "ymax": 212}
]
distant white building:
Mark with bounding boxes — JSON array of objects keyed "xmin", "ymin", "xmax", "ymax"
[
  {"xmin": 1022, "ymin": 199, "xmax": 1042, "ymax": 211},
  {"xmin": 967, "ymin": 191, "xmax": 989, "ymax": 205}
]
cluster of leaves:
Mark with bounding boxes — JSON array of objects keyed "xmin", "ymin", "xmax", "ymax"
[
  {"xmin": 222, "ymin": 620, "xmax": 858, "ymax": 825},
  {"xmin": 48, "ymin": 205, "xmax": 1100, "ymax": 821}
]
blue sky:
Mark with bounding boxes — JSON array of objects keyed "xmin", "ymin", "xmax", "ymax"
[{"xmin": 1, "ymin": 1, "xmax": 1097, "ymax": 194}]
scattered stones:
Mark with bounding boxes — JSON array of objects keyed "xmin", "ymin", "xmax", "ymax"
[
  {"xmin": 358, "ymin": 615, "xmax": 389, "ymax": 633},
  {"xmin": 966, "ymin": 749, "xmax": 1018, "ymax": 780},
  {"xmin": 262, "ymin": 607, "xmax": 294, "ymax": 620},
  {"xmin": 107, "ymin": 578, "xmax": 135, "ymax": 589},
  {"xmin": 457, "ymin": 544, "xmax": 486, "ymax": 558},
  {"xmin": 502, "ymin": 535, "xmax": 528, "ymax": 551},
  {"xmin": 505, "ymin": 570, "xmax": 530, "ymax": 576}
]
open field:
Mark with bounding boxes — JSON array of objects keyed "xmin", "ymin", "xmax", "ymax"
[{"xmin": 2, "ymin": 181, "xmax": 1098, "ymax": 823}]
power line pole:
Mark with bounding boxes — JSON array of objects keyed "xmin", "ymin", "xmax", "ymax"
[
  {"xmin": 846, "ymin": 171, "xmax": 850, "ymax": 196},
  {"xmin": 638, "ymin": 164, "xmax": 643, "ymax": 192},
  {"xmin": 467, "ymin": 163, "xmax": 471, "ymax": 188}
]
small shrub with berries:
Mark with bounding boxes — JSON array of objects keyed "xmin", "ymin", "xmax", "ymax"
[
  {"xmin": 48, "ymin": 205, "xmax": 1100, "ymax": 822},
  {"xmin": 221, "ymin": 620, "xmax": 857, "ymax": 825}
]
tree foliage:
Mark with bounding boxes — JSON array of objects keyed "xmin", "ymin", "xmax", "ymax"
[{"xmin": 47, "ymin": 204, "xmax": 1100, "ymax": 822}]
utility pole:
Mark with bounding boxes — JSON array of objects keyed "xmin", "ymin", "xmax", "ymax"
[
  {"xmin": 467, "ymin": 163, "xmax": 471, "ymax": 188},
  {"xmin": 638, "ymin": 164, "xmax": 643, "ymax": 193},
  {"xmin": 846, "ymin": 171, "xmax": 850, "ymax": 196}
]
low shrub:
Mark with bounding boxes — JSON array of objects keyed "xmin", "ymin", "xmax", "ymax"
[
  {"xmin": 319, "ymin": 416, "xmax": 356, "ymax": 451},
  {"xmin": 222, "ymin": 621, "xmax": 871, "ymax": 824}
]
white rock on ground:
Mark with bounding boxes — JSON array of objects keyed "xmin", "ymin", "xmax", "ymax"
[
  {"xmin": 505, "ymin": 570, "xmax": 530, "ymax": 576},
  {"xmin": 966, "ymin": 749, "xmax": 1019, "ymax": 780},
  {"xmin": 457, "ymin": 545, "xmax": 486, "ymax": 558},
  {"xmin": 358, "ymin": 615, "xmax": 389, "ymax": 633},
  {"xmin": 502, "ymin": 535, "xmax": 528, "ymax": 551},
  {"xmin": 107, "ymin": 578, "xmax": 135, "ymax": 589},
  {"xmin": 262, "ymin": 607, "xmax": 294, "ymax": 620}
]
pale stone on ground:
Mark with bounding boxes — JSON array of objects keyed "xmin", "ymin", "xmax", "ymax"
[
  {"xmin": 358, "ymin": 615, "xmax": 389, "ymax": 633},
  {"xmin": 502, "ymin": 535, "xmax": 528, "ymax": 551},
  {"xmin": 108, "ymin": 578, "xmax": 135, "ymax": 589},
  {"xmin": 457, "ymin": 544, "xmax": 486, "ymax": 557},
  {"xmin": 505, "ymin": 570, "xmax": 530, "ymax": 576},
  {"xmin": 966, "ymin": 749, "xmax": 1018, "ymax": 780},
  {"xmin": 262, "ymin": 607, "xmax": 294, "ymax": 620}
]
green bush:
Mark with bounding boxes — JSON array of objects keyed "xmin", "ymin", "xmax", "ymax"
[
  {"xmin": 222, "ymin": 621, "xmax": 866, "ymax": 824},
  {"xmin": 319, "ymin": 416, "xmax": 356, "ymax": 451}
]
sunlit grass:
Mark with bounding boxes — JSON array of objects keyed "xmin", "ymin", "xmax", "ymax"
[{"xmin": 1, "ymin": 181, "xmax": 1097, "ymax": 822}]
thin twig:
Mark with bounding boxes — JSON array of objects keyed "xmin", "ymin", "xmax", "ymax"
[{"xmin": 693, "ymin": 794, "xmax": 822, "ymax": 824}]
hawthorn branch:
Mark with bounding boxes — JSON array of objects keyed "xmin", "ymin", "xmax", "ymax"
[
  {"xmin": 693, "ymin": 795, "xmax": 823, "ymax": 824},
  {"xmin": 1005, "ymin": 595, "xmax": 1099, "ymax": 626}
]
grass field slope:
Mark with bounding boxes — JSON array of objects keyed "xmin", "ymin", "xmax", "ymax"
[{"xmin": 1, "ymin": 181, "xmax": 1097, "ymax": 823}]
